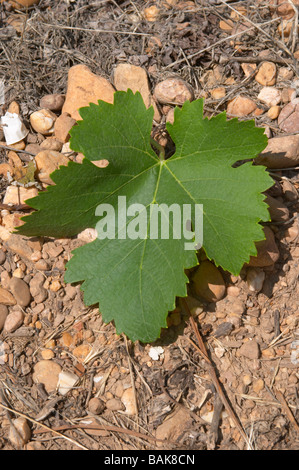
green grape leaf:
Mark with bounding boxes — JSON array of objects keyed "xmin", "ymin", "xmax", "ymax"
[{"xmin": 16, "ymin": 90, "xmax": 272, "ymax": 342}]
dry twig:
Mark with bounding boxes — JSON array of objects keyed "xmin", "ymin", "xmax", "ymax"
[
  {"xmin": 275, "ymin": 389, "xmax": 299, "ymax": 434},
  {"xmin": 183, "ymin": 299, "xmax": 253, "ymax": 450}
]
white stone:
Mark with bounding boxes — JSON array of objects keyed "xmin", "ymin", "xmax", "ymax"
[
  {"xmin": 58, "ymin": 370, "xmax": 78, "ymax": 395},
  {"xmin": 0, "ymin": 112, "xmax": 28, "ymax": 145},
  {"xmin": 77, "ymin": 228, "xmax": 98, "ymax": 243},
  {"xmin": 246, "ymin": 268, "xmax": 265, "ymax": 292},
  {"xmin": 200, "ymin": 411, "xmax": 214, "ymax": 424},
  {"xmin": 121, "ymin": 387, "xmax": 137, "ymax": 415},
  {"xmin": 30, "ymin": 109, "xmax": 56, "ymax": 135},
  {"xmin": 290, "ymin": 340, "xmax": 299, "ymax": 365},
  {"xmin": 148, "ymin": 346, "xmax": 164, "ymax": 361},
  {"xmin": 258, "ymin": 87, "xmax": 281, "ymax": 107}
]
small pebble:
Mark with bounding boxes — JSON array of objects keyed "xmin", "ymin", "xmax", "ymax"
[
  {"xmin": 30, "ymin": 251, "xmax": 42, "ymax": 262},
  {"xmin": 213, "ymin": 322, "xmax": 233, "ymax": 338},
  {"xmin": 192, "ymin": 261, "xmax": 226, "ymax": 302},
  {"xmin": 30, "ymin": 109, "xmax": 57, "ymax": 135},
  {"xmin": 214, "ymin": 346, "xmax": 226, "ymax": 358},
  {"xmin": 83, "ymin": 329, "xmax": 95, "ymax": 343},
  {"xmin": 12, "ymin": 268, "xmax": 24, "ymax": 279},
  {"xmin": 267, "ymin": 105, "xmax": 280, "ymax": 120},
  {"xmin": 9, "ymin": 417, "xmax": 31, "ymax": 448},
  {"xmin": 165, "ymin": 108, "xmax": 175, "ymax": 124},
  {"xmin": 261, "ymin": 348, "xmax": 276, "ymax": 359},
  {"xmin": 281, "ymin": 179, "xmax": 298, "ymax": 202},
  {"xmin": 241, "ymin": 62, "xmax": 257, "ymax": 78},
  {"xmin": 35, "ymin": 150, "xmax": 69, "ymax": 185},
  {"xmin": 105, "ymin": 398, "xmax": 125, "ymax": 411},
  {"xmin": 40, "ymin": 93, "xmax": 65, "ymax": 111},
  {"xmin": 249, "ymin": 226, "xmax": 279, "ymax": 267},
  {"xmin": 243, "ymin": 374, "xmax": 252, "ymax": 386},
  {"xmin": 31, "ymin": 304, "xmax": 44, "ymax": 315},
  {"xmin": 88, "ymin": 397, "xmax": 105, "ymax": 415},
  {"xmin": 210, "ymin": 87, "xmax": 226, "ymax": 99},
  {"xmin": 1, "ymin": 272, "xmax": 11, "ymax": 290},
  {"xmin": 61, "ymin": 332, "xmax": 73, "ymax": 348},
  {"xmin": 7, "ymin": 101, "xmax": 20, "ymax": 115},
  {"xmin": 25, "ymin": 442, "xmax": 44, "ymax": 451},
  {"xmin": 0, "ymin": 304, "xmax": 8, "ymax": 331},
  {"xmin": 54, "ymin": 112, "xmax": 76, "ymax": 142},
  {"xmin": 64, "ymin": 284, "xmax": 77, "ymax": 300},
  {"xmin": 32, "ymin": 360, "xmax": 62, "ymax": 394},
  {"xmin": 257, "ymin": 87, "xmax": 281, "ymax": 106},
  {"xmin": 256, "ymin": 135, "xmax": 299, "ymax": 169},
  {"xmin": 246, "ymin": 268, "xmax": 265, "ymax": 292},
  {"xmin": 255, "ymin": 62, "xmax": 276, "ymax": 86},
  {"xmin": 41, "ymin": 349, "xmax": 55, "ymax": 360},
  {"xmin": 0, "ymin": 249, "xmax": 6, "ymax": 265},
  {"xmin": 40, "ymin": 137, "xmax": 63, "ymax": 151},
  {"xmin": 154, "ymin": 78, "xmax": 194, "ymax": 105},
  {"xmin": 278, "ymin": 98, "xmax": 299, "ymax": 133},
  {"xmin": 226, "ymin": 285, "xmax": 240, "ymax": 297},
  {"xmin": 34, "ymin": 259, "xmax": 49, "ymax": 271},
  {"xmin": 227, "ymin": 95, "xmax": 257, "ymax": 116},
  {"xmin": 219, "ymin": 19, "xmax": 234, "ymax": 32},
  {"xmin": 252, "ymin": 378, "xmax": 265, "ymax": 393},
  {"xmin": 29, "ymin": 273, "xmax": 48, "ymax": 303},
  {"xmin": 49, "ymin": 280, "xmax": 61, "ymax": 292},
  {"xmin": 271, "ymin": 192, "xmax": 289, "ymax": 219},
  {"xmin": 45, "ymin": 339, "xmax": 56, "ymax": 349},
  {"xmin": 143, "ymin": 5, "xmax": 160, "ymax": 22},
  {"xmin": 278, "ymin": 67, "xmax": 293, "ymax": 81},
  {"xmin": 25, "ymin": 143, "xmax": 41, "ymax": 155},
  {"xmin": 4, "ymin": 309, "xmax": 24, "ymax": 333},
  {"xmin": 73, "ymin": 344, "xmax": 92, "ymax": 362},
  {"xmin": 239, "ymin": 340, "xmax": 260, "ymax": 360},
  {"xmin": 0, "ymin": 286, "xmax": 16, "ymax": 306},
  {"xmin": 21, "ymin": 363, "xmax": 31, "ymax": 376},
  {"xmin": 9, "ymin": 277, "xmax": 31, "ymax": 307},
  {"xmin": 121, "ymin": 388, "xmax": 137, "ymax": 415}
]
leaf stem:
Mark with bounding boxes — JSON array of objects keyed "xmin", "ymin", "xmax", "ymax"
[{"xmin": 150, "ymin": 137, "xmax": 165, "ymax": 161}]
